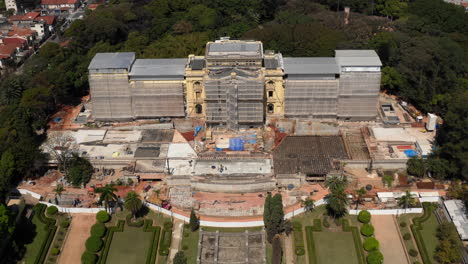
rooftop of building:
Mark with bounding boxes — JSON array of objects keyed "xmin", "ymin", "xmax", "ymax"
[
  {"xmin": 41, "ymin": 0, "xmax": 79, "ymax": 5},
  {"xmin": 444, "ymin": 200, "xmax": 468, "ymax": 240},
  {"xmin": 282, "ymin": 57, "xmax": 340, "ymax": 75},
  {"xmin": 88, "ymin": 52, "xmax": 135, "ymax": 70},
  {"xmin": 128, "ymin": 58, "xmax": 187, "ymax": 80},
  {"xmin": 335, "ymin": 50, "xmax": 383, "ymax": 67},
  {"xmin": 206, "ymin": 39, "xmax": 263, "ymax": 58}
]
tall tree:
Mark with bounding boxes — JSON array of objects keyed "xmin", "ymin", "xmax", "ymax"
[
  {"xmin": 398, "ymin": 190, "xmax": 415, "ymax": 212},
  {"xmin": 96, "ymin": 184, "xmax": 118, "ymax": 212},
  {"xmin": 0, "ymin": 150, "xmax": 16, "ymax": 199},
  {"xmin": 174, "ymin": 251, "xmax": 188, "ymax": 264},
  {"xmin": 0, "ymin": 204, "xmax": 15, "ymax": 237},
  {"xmin": 355, "ymin": 188, "xmax": 367, "ymax": 210},
  {"xmin": 302, "ymin": 198, "xmax": 315, "ymax": 213},
  {"xmin": 124, "ymin": 191, "xmax": 142, "ymax": 220},
  {"xmin": 324, "ymin": 187, "xmax": 348, "ymax": 218},
  {"xmin": 325, "ymin": 176, "xmax": 347, "ymax": 192},
  {"xmin": 189, "ymin": 209, "xmax": 199, "ymax": 232}
]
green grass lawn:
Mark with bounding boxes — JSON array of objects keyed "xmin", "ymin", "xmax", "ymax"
[
  {"xmin": 23, "ymin": 212, "xmax": 49, "ymax": 264},
  {"xmin": 105, "ymin": 226, "xmax": 154, "ymax": 264},
  {"xmin": 310, "ymin": 232, "xmax": 360, "ymax": 264},
  {"xmin": 418, "ymin": 211, "xmax": 440, "ymax": 263},
  {"xmin": 181, "ymin": 227, "xmax": 199, "ymax": 264}
]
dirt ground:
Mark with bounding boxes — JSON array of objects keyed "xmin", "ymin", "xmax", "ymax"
[
  {"xmin": 59, "ymin": 214, "xmax": 96, "ymax": 264},
  {"xmin": 371, "ymin": 215, "xmax": 409, "ymax": 264}
]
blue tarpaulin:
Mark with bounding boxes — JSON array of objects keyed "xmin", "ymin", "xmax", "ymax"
[
  {"xmin": 194, "ymin": 126, "xmax": 203, "ymax": 136},
  {"xmin": 404, "ymin": 149, "xmax": 418, "ymax": 157},
  {"xmin": 54, "ymin": 117, "xmax": 62, "ymax": 123}
]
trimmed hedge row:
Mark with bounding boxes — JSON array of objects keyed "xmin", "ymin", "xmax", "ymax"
[
  {"xmin": 159, "ymin": 227, "xmax": 172, "ymax": 256},
  {"xmin": 32, "ymin": 204, "xmax": 58, "ymax": 264},
  {"xmin": 342, "ymin": 219, "xmax": 366, "ymax": 264},
  {"xmin": 97, "ymin": 220, "xmax": 125, "ymax": 264},
  {"xmin": 293, "ymin": 223, "xmax": 305, "ymax": 256},
  {"xmin": 305, "ymin": 226, "xmax": 319, "ymax": 264},
  {"xmin": 126, "ymin": 214, "xmax": 144, "ymax": 227},
  {"xmin": 143, "ymin": 219, "xmax": 161, "ymax": 264},
  {"xmin": 410, "ymin": 203, "xmax": 436, "ymax": 264}
]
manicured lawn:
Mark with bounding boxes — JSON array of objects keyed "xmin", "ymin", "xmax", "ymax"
[
  {"xmin": 310, "ymin": 231, "xmax": 360, "ymax": 264},
  {"xmin": 105, "ymin": 226, "xmax": 154, "ymax": 264},
  {"xmin": 181, "ymin": 227, "xmax": 199, "ymax": 264},
  {"xmin": 418, "ymin": 211, "xmax": 439, "ymax": 263},
  {"xmin": 23, "ymin": 212, "xmax": 49, "ymax": 264},
  {"xmin": 397, "ymin": 213, "xmax": 422, "ymax": 263}
]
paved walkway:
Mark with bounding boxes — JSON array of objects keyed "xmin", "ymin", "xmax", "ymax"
[
  {"xmin": 371, "ymin": 215, "xmax": 409, "ymax": 264},
  {"xmin": 168, "ymin": 219, "xmax": 184, "ymax": 264},
  {"xmin": 283, "ymin": 233, "xmax": 296, "ymax": 264},
  {"xmin": 59, "ymin": 214, "xmax": 96, "ymax": 264}
]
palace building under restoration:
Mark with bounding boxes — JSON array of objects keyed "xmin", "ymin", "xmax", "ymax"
[{"xmin": 88, "ymin": 38, "xmax": 382, "ymax": 126}]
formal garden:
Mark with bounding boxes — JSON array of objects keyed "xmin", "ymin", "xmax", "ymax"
[
  {"xmin": 19, "ymin": 203, "xmax": 71, "ymax": 264},
  {"xmin": 80, "ymin": 190, "xmax": 173, "ymax": 264}
]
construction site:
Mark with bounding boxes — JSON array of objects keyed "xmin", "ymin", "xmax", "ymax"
[{"xmin": 27, "ymin": 38, "xmax": 441, "ymax": 219}]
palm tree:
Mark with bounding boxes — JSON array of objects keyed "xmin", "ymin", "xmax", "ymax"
[
  {"xmin": 52, "ymin": 184, "xmax": 65, "ymax": 205},
  {"xmin": 398, "ymin": 190, "xmax": 415, "ymax": 213},
  {"xmin": 302, "ymin": 198, "xmax": 315, "ymax": 213},
  {"xmin": 325, "ymin": 176, "xmax": 348, "ymax": 192},
  {"xmin": 355, "ymin": 188, "xmax": 367, "ymax": 210},
  {"xmin": 96, "ymin": 184, "xmax": 118, "ymax": 212},
  {"xmin": 324, "ymin": 188, "xmax": 349, "ymax": 218},
  {"xmin": 124, "ymin": 191, "xmax": 142, "ymax": 220}
]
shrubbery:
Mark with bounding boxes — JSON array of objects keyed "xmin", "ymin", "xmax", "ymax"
[
  {"xmin": 292, "ymin": 221, "xmax": 302, "ymax": 231},
  {"xmin": 400, "ymin": 222, "xmax": 407, "ymax": 228},
  {"xmin": 403, "ymin": 233, "xmax": 411, "ymax": 240},
  {"xmin": 90, "ymin": 223, "xmax": 107, "ymax": 237},
  {"xmin": 159, "ymin": 248, "xmax": 169, "ymax": 256},
  {"xmin": 81, "ymin": 251, "xmax": 98, "ymax": 264},
  {"xmin": 46, "ymin": 206, "xmax": 58, "ymax": 216},
  {"xmin": 409, "ymin": 248, "xmax": 419, "ymax": 257},
  {"xmin": 164, "ymin": 221, "xmax": 173, "ymax": 229},
  {"xmin": 367, "ymin": 250, "xmax": 383, "ymax": 264},
  {"xmin": 60, "ymin": 219, "xmax": 70, "ymax": 228},
  {"xmin": 363, "ymin": 237, "xmax": 379, "ymax": 251},
  {"xmin": 295, "ymin": 247, "xmax": 305, "ymax": 256},
  {"xmin": 96, "ymin": 211, "xmax": 110, "ymax": 223},
  {"xmin": 360, "ymin": 223, "xmax": 374, "ymax": 237},
  {"xmin": 50, "ymin": 247, "xmax": 60, "ymax": 256},
  {"xmin": 358, "ymin": 210, "xmax": 371, "ymax": 224},
  {"xmin": 322, "ymin": 217, "xmax": 330, "ymax": 228},
  {"xmin": 126, "ymin": 214, "xmax": 144, "ymax": 227},
  {"xmin": 85, "ymin": 236, "xmax": 104, "ymax": 252}
]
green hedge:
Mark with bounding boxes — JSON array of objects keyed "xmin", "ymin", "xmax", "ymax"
[
  {"xmin": 91, "ymin": 223, "xmax": 107, "ymax": 238},
  {"xmin": 82, "ymin": 251, "xmax": 98, "ymax": 264},
  {"xmin": 126, "ymin": 214, "xmax": 144, "ymax": 227},
  {"xmin": 86, "ymin": 236, "xmax": 104, "ymax": 252},
  {"xmin": 143, "ymin": 220, "xmax": 161, "ymax": 264},
  {"xmin": 32, "ymin": 203, "xmax": 58, "ymax": 264},
  {"xmin": 342, "ymin": 219, "xmax": 366, "ymax": 264},
  {"xmin": 360, "ymin": 223, "xmax": 374, "ymax": 237},
  {"xmin": 363, "ymin": 237, "xmax": 379, "ymax": 252},
  {"xmin": 294, "ymin": 230, "xmax": 304, "ymax": 247},
  {"xmin": 160, "ymin": 228, "xmax": 172, "ymax": 253},
  {"xmin": 96, "ymin": 211, "xmax": 110, "ymax": 223},
  {"xmin": 292, "ymin": 221, "xmax": 302, "ymax": 231},
  {"xmin": 358, "ymin": 210, "xmax": 371, "ymax": 224},
  {"xmin": 98, "ymin": 220, "xmax": 125, "ymax": 264},
  {"xmin": 46, "ymin": 206, "xmax": 58, "ymax": 215},
  {"xmin": 410, "ymin": 203, "xmax": 436, "ymax": 264}
]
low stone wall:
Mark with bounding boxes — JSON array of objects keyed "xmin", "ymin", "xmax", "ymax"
[{"xmin": 191, "ymin": 180, "xmax": 275, "ymax": 193}]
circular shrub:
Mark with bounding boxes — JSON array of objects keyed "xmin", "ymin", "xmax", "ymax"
[
  {"xmin": 46, "ymin": 206, "xmax": 58, "ymax": 215},
  {"xmin": 50, "ymin": 247, "xmax": 60, "ymax": 256},
  {"xmin": 85, "ymin": 236, "xmax": 103, "ymax": 253},
  {"xmin": 159, "ymin": 248, "xmax": 169, "ymax": 256},
  {"xmin": 400, "ymin": 221, "xmax": 407, "ymax": 228},
  {"xmin": 367, "ymin": 250, "xmax": 383, "ymax": 264},
  {"xmin": 403, "ymin": 233, "xmax": 411, "ymax": 240},
  {"xmin": 295, "ymin": 247, "xmax": 305, "ymax": 256},
  {"xmin": 358, "ymin": 210, "xmax": 371, "ymax": 224},
  {"xmin": 363, "ymin": 237, "xmax": 379, "ymax": 251},
  {"xmin": 182, "ymin": 245, "xmax": 189, "ymax": 250},
  {"xmin": 96, "ymin": 211, "xmax": 110, "ymax": 223},
  {"xmin": 361, "ymin": 223, "xmax": 375, "ymax": 237},
  {"xmin": 81, "ymin": 251, "xmax": 98, "ymax": 264},
  {"xmin": 60, "ymin": 219, "xmax": 70, "ymax": 228},
  {"xmin": 164, "ymin": 221, "xmax": 173, "ymax": 229},
  {"xmin": 409, "ymin": 249, "xmax": 418, "ymax": 257},
  {"xmin": 292, "ymin": 221, "xmax": 302, "ymax": 231},
  {"xmin": 90, "ymin": 223, "xmax": 107, "ymax": 237}
]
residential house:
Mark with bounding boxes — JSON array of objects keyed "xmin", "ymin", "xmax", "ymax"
[
  {"xmin": 5, "ymin": 0, "xmax": 18, "ymax": 13},
  {"xmin": 34, "ymin": 15, "xmax": 56, "ymax": 33},
  {"xmin": 41, "ymin": 0, "xmax": 81, "ymax": 12}
]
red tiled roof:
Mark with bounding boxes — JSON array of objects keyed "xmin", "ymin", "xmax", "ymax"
[
  {"xmin": 416, "ymin": 181, "xmax": 435, "ymax": 189},
  {"xmin": 35, "ymin": 15, "xmax": 56, "ymax": 25},
  {"xmin": 87, "ymin": 3, "xmax": 101, "ymax": 9},
  {"xmin": 41, "ymin": 0, "xmax": 78, "ymax": 5},
  {"xmin": 9, "ymin": 12, "xmax": 40, "ymax": 21},
  {"xmin": 2, "ymin": 37, "xmax": 27, "ymax": 45},
  {"xmin": 0, "ymin": 44, "xmax": 19, "ymax": 56},
  {"xmin": 7, "ymin": 27, "xmax": 35, "ymax": 37}
]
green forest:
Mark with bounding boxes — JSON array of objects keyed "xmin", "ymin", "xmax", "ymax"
[{"xmin": 0, "ymin": 0, "xmax": 466, "ymax": 199}]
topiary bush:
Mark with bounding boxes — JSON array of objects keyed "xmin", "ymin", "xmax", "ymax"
[
  {"xmin": 96, "ymin": 211, "xmax": 110, "ymax": 223},
  {"xmin": 292, "ymin": 221, "xmax": 302, "ymax": 231},
  {"xmin": 409, "ymin": 248, "xmax": 418, "ymax": 257},
  {"xmin": 363, "ymin": 237, "xmax": 379, "ymax": 251},
  {"xmin": 90, "ymin": 223, "xmax": 106, "ymax": 238},
  {"xmin": 403, "ymin": 233, "xmax": 411, "ymax": 240},
  {"xmin": 81, "ymin": 251, "xmax": 98, "ymax": 264},
  {"xmin": 295, "ymin": 247, "xmax": 305, "ymax": 256},
  {"xmin": 60, "ymin": 219, "xmax": 70, "ymax": 228},
  {"xmin": 164, "ymin": 221, "xmax": 173, "ymax": 229},
  {"xmin": 361, "ymin": 223, "xmax": 375, "ymax": 237},
  {"xmin": 50, "ymin": 247, "xmax": 60, "ymax": 256},
  {"xmin": 85, "ymin": 236, "xmax": 104, "ymax": 253},
  {"xmin": 159, "ymin": 248, "xmax": 169, "ymax": 256},
  {"xmin": 46, "ymin": 206, "xmax": 58, "ymax": 216},
  {"xmin": 358, "ymin": 210, "xmax": 371, "ymax": 224},
  {"xmin": 400, "ymin": 221, "xmax": 407, "ymax": 228},
  {"xmin": 367, "ymin": 250, "xmax": 383, "ymax": 264}
]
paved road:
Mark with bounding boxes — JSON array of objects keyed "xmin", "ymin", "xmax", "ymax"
[
  {"xmin": 59, "ymin": 214, "xmax": 96, "ymax": 264},
  {"xmin": 371, "ymin": 215, "xmax": 409, "ymax": 264},
  {"xmin": 168, "ymin": 219, "xmax": 184, "ymax": 264}
]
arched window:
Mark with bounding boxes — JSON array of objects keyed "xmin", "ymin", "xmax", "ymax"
[
  {"xmin": 194, "ymin": 81, "xmax": 202, "ymax": 91},
  {"xmin": 267, "ymin": 104, "xmax": 274, "ymax": 113},
  {"xmin": 267, "ymin": 80, "xmax": 275, "ymax": 89},
  {"xmin": 195, "ymin": 104, "xmax": 203, "ymax": 114}
]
